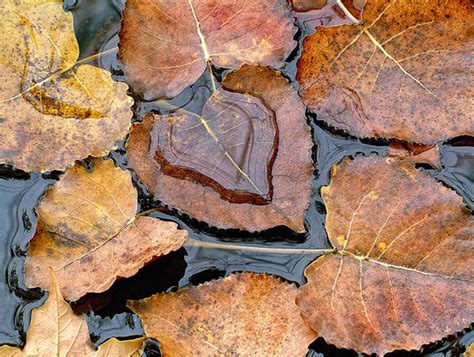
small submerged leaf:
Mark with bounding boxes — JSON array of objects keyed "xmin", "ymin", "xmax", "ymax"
[
  {"xmin": 297, "ymin": 156, "xmax": 474, "ymax": 355},
  {"xmin": 0, "ymin": 272, "xmax": 145, "ymax": 356},
  {"xmin": 297, "ymin": 0, "xmax": 474, "ymax": 144},
  {"xmin": 128, "ymin": 272, "xmax": 316, "ymax": 356},
  {"xmin": 127, "ymin": 65, "xmax": 314, "ymax": 232},
  {"xmin": 0, "ymin": 0, "xmax": 132, "ymax": 172},
  {"xmin": 25, "ymin": 158, "xmax": 188, "ymax": 301},
  {"xmin": 119, "ymin": 0, "xmax": 296, "ymax": 99}
]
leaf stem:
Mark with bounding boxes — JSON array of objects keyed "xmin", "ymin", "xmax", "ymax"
[{"xmin": 185, "ymin": 238, "xmax": 335, "ymax": 255}]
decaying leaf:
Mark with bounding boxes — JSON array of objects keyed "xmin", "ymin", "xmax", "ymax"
[
  {"xmin": 128, "ymin": 273, "xmax": 316, "ymax": 356},
  {"xmin": 387, "ymin": 142, "xmax": 441, "ymax": 170},
  {"xmin": 0, "ymin": 0, "xmax": 132, "ymax": 172},
  {"xmin": 0, "ymin": 272, "xmax": 145, "ymax": 356},
  {"xmin": 297, "ymin": 0, "xmax": 474, "ymax": 144},
  {"xmin": 127, "ymin": 65, "xmax": 314, "ymax": 232},
  {"xmin": 25, "ymin": 158, "xmax": 188, "ymax": 301},
  {"xmin": 297, "ymin": 156, "xmax": 474, "ymax": 355},
  {"xmin": 119, "ymin": 0, "xmax": 296, "ymax": 99}
]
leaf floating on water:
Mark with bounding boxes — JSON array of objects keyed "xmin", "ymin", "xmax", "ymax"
[
  {"xmin": 0, "ymin": 0, "xmax": 132, "ymax": 172},
  {"xmin": 0, "ymin": 272, "xmax": 145, "ymax": 356},
  {"xmin": 119, "ymin": 0, "xmax": 296, "ymax": 99},
  {"xmin": 128, "ymin": 272, "xmax": 316, "ymax": 356},
  {"xmin": 297, "ymin": 0, "xmax": 474, "ymax": 144},
  {"xmin": 297, "ymin": 156, "xmax": 474, "ymax": 356},
  {"xmin": 127, "ymin": 65, "xmax": 314, "ymax": 232},
  {"xmin": 24, "ymin": 158, "xmax": 188, "ymax": 301}
]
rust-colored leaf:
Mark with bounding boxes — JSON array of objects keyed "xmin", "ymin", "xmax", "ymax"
[
  {"xmin": 119, "ymin": 0, "xmax": 296, "ymax": 100},
  {"xmin": 297, "ymin": 156, "xmax": 473, "ymax": 355},
  {"xmin": 387, "ymin": 142, "xmax": 441, "ymax": 170},
  {"xmin": 128, "ymin": 273, "xmax": 316, "ymax": 356},
  {"xmin": 0, "ymin": 0, "xmax": 132, "ymax": 172},
  {"xmin": 297, "ymin": 0, "xmax": 474, "ymax": 144},
  {"xmin": 0, "ymin": 272, "xmax": 145, "ymax": 356},
  {"xmin": 24, "ymin": 158, "xmax": 188, "ymax": 301},
  {"xmin": 127, "ymin": 65, "xmax": 314, "ymax": 232}
]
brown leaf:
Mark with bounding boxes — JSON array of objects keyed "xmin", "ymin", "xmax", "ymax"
[
  {"xmin": 297, "ymin": 156, "xmax": 474, "ymax": 355},
  {"xmin": 0, "ymin": 0, "xmax": 132, "ymax": 172},
  {"xmin": 24, "ymin": 158, "xmax": 188, "ymax": 301},
  {"xmin": 128, "ymin": 273, "xmax": 316, "ymax": 356},
  {"xmin": 127, "ymin": 65, "xmax": 314, "ymax": 232},
  {"xmin": 0, "ymin": 272, "xmax": 145, "ymax": 356},
  {"xmin": 297, "ymin": 0, "xmax": 474, "ymax": 144},
  {"xmin": 119, "ymin": 0, "xmax": 296, "ymax": 100},
  {"xmin": 387, "ymin": 142, "xmax": 441, "ymax": 170}
]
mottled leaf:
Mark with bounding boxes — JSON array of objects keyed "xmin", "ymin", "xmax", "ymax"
[
  {"xmin": 297, "ymin": 156, "xmax": 473, "ymax": 355},
  {"xmin": 119, "ymin": 0, "xmax": 296, "ymax": 99},
  {"xmin": 127, "ymin": 65, "xmax": 314, "ymax": 232},
  {"xmin": 0, "ymin": 0, "xmax": 132, "ymax": 172},
  {"xmin": 297, "ymin": 0, "xmax": 474, "ymax": 144},
  {"xmin": 128, "ymin": 273, "xmax": 316, "ymax": 356},
  {"xmin": 25, "ymin": 158, "xmax": 188, "ymax": 301},
  {"xmin": 0, "ymin": 272, "xmax": 145, "ymax": 356}
]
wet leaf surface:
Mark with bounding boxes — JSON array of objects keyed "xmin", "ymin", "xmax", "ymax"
[
  {"xmin": 297, "ymin": 156, "xmax": 474, "ymax": 355},
  {"xmin": 127, "ymin": 65, "xmax": 314, "ymax": 232},
  {"xmin": 0, "ymin": 272, "xmax": 145, "ymax": 356},
  {"xmin": 128, "ymin": 272, "xmax": 316, "ymax": 356},
  {"xmin": 25, "ymin": 158, "xmax": 188, "ymax": 301},
  {"xmin": 297, "ymin": 0, "xmax": 474, "ymax": 144},
  {"xmin": 119, "ymin": 0, "xmax": 296, "ymax": 100},
  {"xmin": 0, "ymin": 0, "xmax": 132, "ymax": 172}
]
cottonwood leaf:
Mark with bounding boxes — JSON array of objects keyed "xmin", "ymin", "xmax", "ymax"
[
  {"xmin": 24, "ymin": 158, "xmax": 188, "ymax": 301},
  {"xmin": 127, "ymin": 65, "xmax": 314, "ymax": 232},
  {"xmin": 297, "ymin": 156, "xmax": 474, "ymax": 355},
  {"xmin": 297, "ymin": 0, "xmax": 474, "ymax": 144},
  {"xmin": 128, "ymin": 273, "xmax": 316, "ymax": 356},
  {"xmin": 0, "ymin": 272, "xmax": 145, "ymax": 356},
  {"xmin": 0, "ymin": 0, "xmax": 132, "ymax": 172},
  {"xmin": 119, "ymin": 0, "xmax": 296, "ymax": 100}
]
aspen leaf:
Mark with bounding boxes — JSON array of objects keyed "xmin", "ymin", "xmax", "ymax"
[
  {"xmin": 0, "ymin": 0, "xmax": 132, "ymax": 172},
  {"xmin": 24, "ymin": 158, "xmax": 188, "ymax": 301},
  {"xmin": 0, "ymin": 272, "xmax": 145, "ymax": 356},
  {"xmin": 127, "ymin": 65, "xmax": 314, "ymax": 232},
  {"xmin": 297, "ymin": 0, "xmax": 474, "ymax": 144},
  {"xmin": 297, "ymin": 156, "xmax": 474, "ymax": 355},
  {"xmin": 128, "ymin": 273, "xmax": 316, "ymax": 356},
  {"xmin": 119, "ymin": 0, "xmax": 296, "ymax": 99}
]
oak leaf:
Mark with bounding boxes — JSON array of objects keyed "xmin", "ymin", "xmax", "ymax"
[
  {"xmin": 119, "ymin": 0, "xmax": 296, "ymax": 100},
  {"xmin": 297, "ymin": 0, "xmax": 474, "ymax": 144},
  {"xmin": 297, "ymin": 156, "xmax": 474, "ymax": 355},
  {"xmin": 0, "ymin": 0, "xmax": 132, "ymax": 172},
  {"xmin": 127, "ymin": 65, "xmax": 314, "ymax": 232},
  {"xmin": 24, "ymin": 158, "xmax": 188, "ymax": 301},
  {"xmin": 0, "ymin": 272, "xmax": 145, "ymax": 356},
  {"xmin": 128, "ymin": 273, "xmax": 316, "ymax": 356}
]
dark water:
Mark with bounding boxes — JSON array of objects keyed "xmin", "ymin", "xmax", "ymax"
[{"xmin": 0, "ymin": 0, "xmax": 472, "ymax": 355}]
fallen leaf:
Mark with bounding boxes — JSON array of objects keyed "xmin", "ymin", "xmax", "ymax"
[
  {"xmin": 128, "ymin": 272, "xmax": 316, "ymax": 356},
  {"xmin": 297, "ymin": 0, "xmax": 474, "ymax": 144},
  {"xmin": 127, "ymin": 65, "xmax": 314, "ymax": 232},
  {"xmin": 0, "ymin": 0, "xmax": 132, "ymax": 172},
  {"xmin": 0, "ymin": 272, "xmax": 145, "ymax": 356},
  {"xmin": 24, "ymin": 158, "xmax": 188, "ymax": 301},
  {"xmin": 297, "ymin": 156, "xmax": 474, "ymax": 355},
  {"xmin": 119, "ymin": 0, "xmax": 296, "ymax": 100}
]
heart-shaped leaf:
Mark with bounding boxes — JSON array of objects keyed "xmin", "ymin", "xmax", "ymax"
[
  {"xmin": 297, "ymin": 0, "xmax": 473, "ymax": 144},
  {"xmin": 128, "ymin": 273, "xmax": 316, "ymax": 356},
  {"xmin": 0, "ymin": 0, "xmax": 132, "ymax": 172},
  {"xmin": 127, "ymin": 65, "xmax": 314, "ymax": 232},
  {"xmin": 297, "ymin": 156, "xmax": 473, "ymax": 355},
  {"xmin": 119, "ymin": 0, "xmax": 296, "ymax": 99}
]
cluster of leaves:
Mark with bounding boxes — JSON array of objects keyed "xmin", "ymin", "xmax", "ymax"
[{"xmin": 0, "ymin": 0, "xmax": 472, "ymax": 355}]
